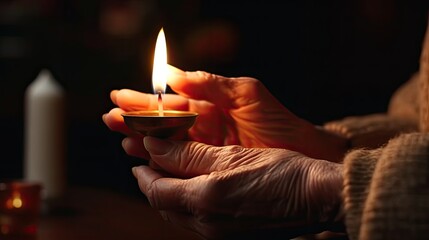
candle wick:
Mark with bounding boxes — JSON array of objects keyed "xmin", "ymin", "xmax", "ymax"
[{"xmin": 158, "ymin": 91, "xmax": 164, "ymax": 116}]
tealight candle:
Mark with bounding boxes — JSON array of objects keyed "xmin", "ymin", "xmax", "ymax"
[{"xmin": 122, "ymin": 28, "xmax": 198, "ymax": 137}]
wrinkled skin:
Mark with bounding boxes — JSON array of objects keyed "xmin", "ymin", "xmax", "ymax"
[
  {"xmin": 102, "ymin": 65, "xmax": 346, "ymax": 238},
  {"xmin": 103, "ymin": 65, "xmax": 347, "ymax": 162},
  {"xmin": 131, "ymin": 137, "xmax": 343, "ymax": 239}
]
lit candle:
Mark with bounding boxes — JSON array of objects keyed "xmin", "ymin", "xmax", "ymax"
[
  {"xmin": 0, "ymin": 181, "xmax": 42, "ymax": 237},
  {"xmin": 6, "ymin": 192, "xmax": 23, "ymax": 209},
  {"xmin": 24, "ymin": 69, "xmax": 66, "ymax": 201},
  {"xmin": 152, "ymin": 28, "xmax": 167, "ymax": 116},
  {"xmin": 121, "ymin": 28, "xmax": 198, "ymax": 137}
]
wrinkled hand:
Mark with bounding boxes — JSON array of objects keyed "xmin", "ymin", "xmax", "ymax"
[
  {"xmin": 131, "ymin": 137, "xmax": 344, "ymax": 239},
  {"xmin": 103, "ymin": 65, "xmax": 347, "ymax": 161}
]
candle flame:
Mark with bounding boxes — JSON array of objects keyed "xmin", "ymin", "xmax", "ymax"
[
  {"xmin": 152, "ymin": 28, "xmax": 168, "ymax": 94},
  {"xmin": 6, "ymin": 192, "xmax": 23, "ymax": 209}
]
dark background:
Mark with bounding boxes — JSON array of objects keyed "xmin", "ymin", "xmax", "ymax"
[{"xmin": 1, "ymin": 0, "xmax": 428, "ymax": 196}]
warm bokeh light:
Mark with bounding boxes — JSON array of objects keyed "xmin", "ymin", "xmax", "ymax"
[
  {"xmin": 12, "ymin": 196, "xmax": 22, "ymax": 208},
  {"xmin": 152, "ymin": 28, "xmax": 168, "ymax": 94},
  {"xmin": 6, "ymin": 192, "xmax": 23, "ymax": 209}
]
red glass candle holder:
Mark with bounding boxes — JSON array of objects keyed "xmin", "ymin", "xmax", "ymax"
[{"xmin": 0, "ymin": 181, "xmax": 42, "ymax": 238}]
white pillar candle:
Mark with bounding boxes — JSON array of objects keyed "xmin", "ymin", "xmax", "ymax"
[{"xmin": 24, "ymin": 69, "xmax": 66, "ymax": 201}]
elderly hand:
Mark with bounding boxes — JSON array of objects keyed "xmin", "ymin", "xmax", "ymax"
[
  {"xmin": 102, "ymin": 65, "xmax": 347, "ymax": 161},
  {"xmin": 130, "ymin": 137, "xmax": 344, "ymax": 239}
]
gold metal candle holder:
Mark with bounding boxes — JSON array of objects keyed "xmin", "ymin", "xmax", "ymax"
[{"xmin": 122, "ymin": 110, "xmax": 198, "ymax": 138}]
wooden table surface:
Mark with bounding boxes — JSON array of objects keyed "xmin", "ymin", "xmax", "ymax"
[{"xmin": 37, "ymin": 186, "xmax": 201, "ymax": 240}]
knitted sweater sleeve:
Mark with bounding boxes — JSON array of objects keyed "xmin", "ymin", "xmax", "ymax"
[
  {"xmin": 333, "ymin": 16, "xmax": 429, "ymax": 240},
  {"xmin": 323, "ymin": 113, "xmax": 417, "ymax": 149},
  {"xmin": 342, "ymin": 133, "xmax": 429, "ymax": 240}
]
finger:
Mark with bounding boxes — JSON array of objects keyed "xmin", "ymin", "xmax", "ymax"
[
  {"xmin": 102, "ymin": 108, "xmax": 136, "ymax": 135},
  {"xmin": 115, "ymin": 89, "xmax": 190, "ymax": 111},
  {"xmin": 187, "ymin": 100, "xmax": 225, "ymax": 146},
  {"xmin": 122, "ymin": 137, "xmax": 150, "ymax": 159},
  {"xmin": 167, "ymin": 65, "xmax": 263, "ymax": 109},
  {"xmin": 132, "ymin": 165, "xmax": 192, "ymax": 210},
  {"xmin": 148, "ymin": 160, "xmax": 162, "ymax": 171},
  {"xmin": 143, "ymin": 137, "xmax": 245, "ymax": 177},
  {"xmin": 132, "ymin": 165, "xmax": 163, "ymax": 207},
  {"xmin": 143, "ymin": 137, "xmax": 213, "ymax": 177},
  {"xmin": 110, "ymin": 89, "xmax": 119, "ymax": 105},
  {"xmin": 133, "ymin": 166, "xmax": 221, "ymax": 214}
]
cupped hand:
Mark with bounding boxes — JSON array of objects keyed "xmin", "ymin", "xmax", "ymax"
[
  {"xmin": 103, "ymin": 65, "xmax": 347, "ymax": 161},
  {"xmin": 131, "ymin": 137, "xmax": 344, "ymax": 239}
]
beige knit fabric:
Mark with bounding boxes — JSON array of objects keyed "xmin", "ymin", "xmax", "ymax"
[
  {"xmin": 359, "ymin": 133, "xmax": 429, "ymax": 239},
  {"xmin": 343, "ymin": 148, "xmax": 381, "ymax": 240},
  {"xmin": 324, "ymin": 114, "xmax": 417, "ymax": 149},
  {"xmin": 340, "ymin": 16, "xmax": 429, "ymax": 240},
  {"xmin": 343, "ymin": 133, "xmax": 429, "ymax": 240},
  {"xmin": 388, "ymin": 73, "xmax": 420, "ymax": 123}
]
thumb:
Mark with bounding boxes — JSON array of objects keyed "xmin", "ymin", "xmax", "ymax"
[
  {"xmin": 167, "ymin": 64, "xmax": 270, "ymax": 109},
  {"xmin": 143, "ymin": 136, "xmax": 220, "ymax": 177}
]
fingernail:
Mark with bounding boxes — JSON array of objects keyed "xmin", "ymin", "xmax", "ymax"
[
  {"xmin": 110, "ymin": 90, "xmax": 119, "ymax": 105},
  {"xmin": 131, "ymin": 166, "xmax": 138, "ymax": 177},
  {"xmin": 144, "ymin": 137, "xmax": 173, "ymax": 155},
  {"xmin": 101, "ymin": 113, "xmax": 107, "ymax": 123},
  {"xmin": 122, "ymin": 137, "xmax": 131, "ymax": 151}
]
